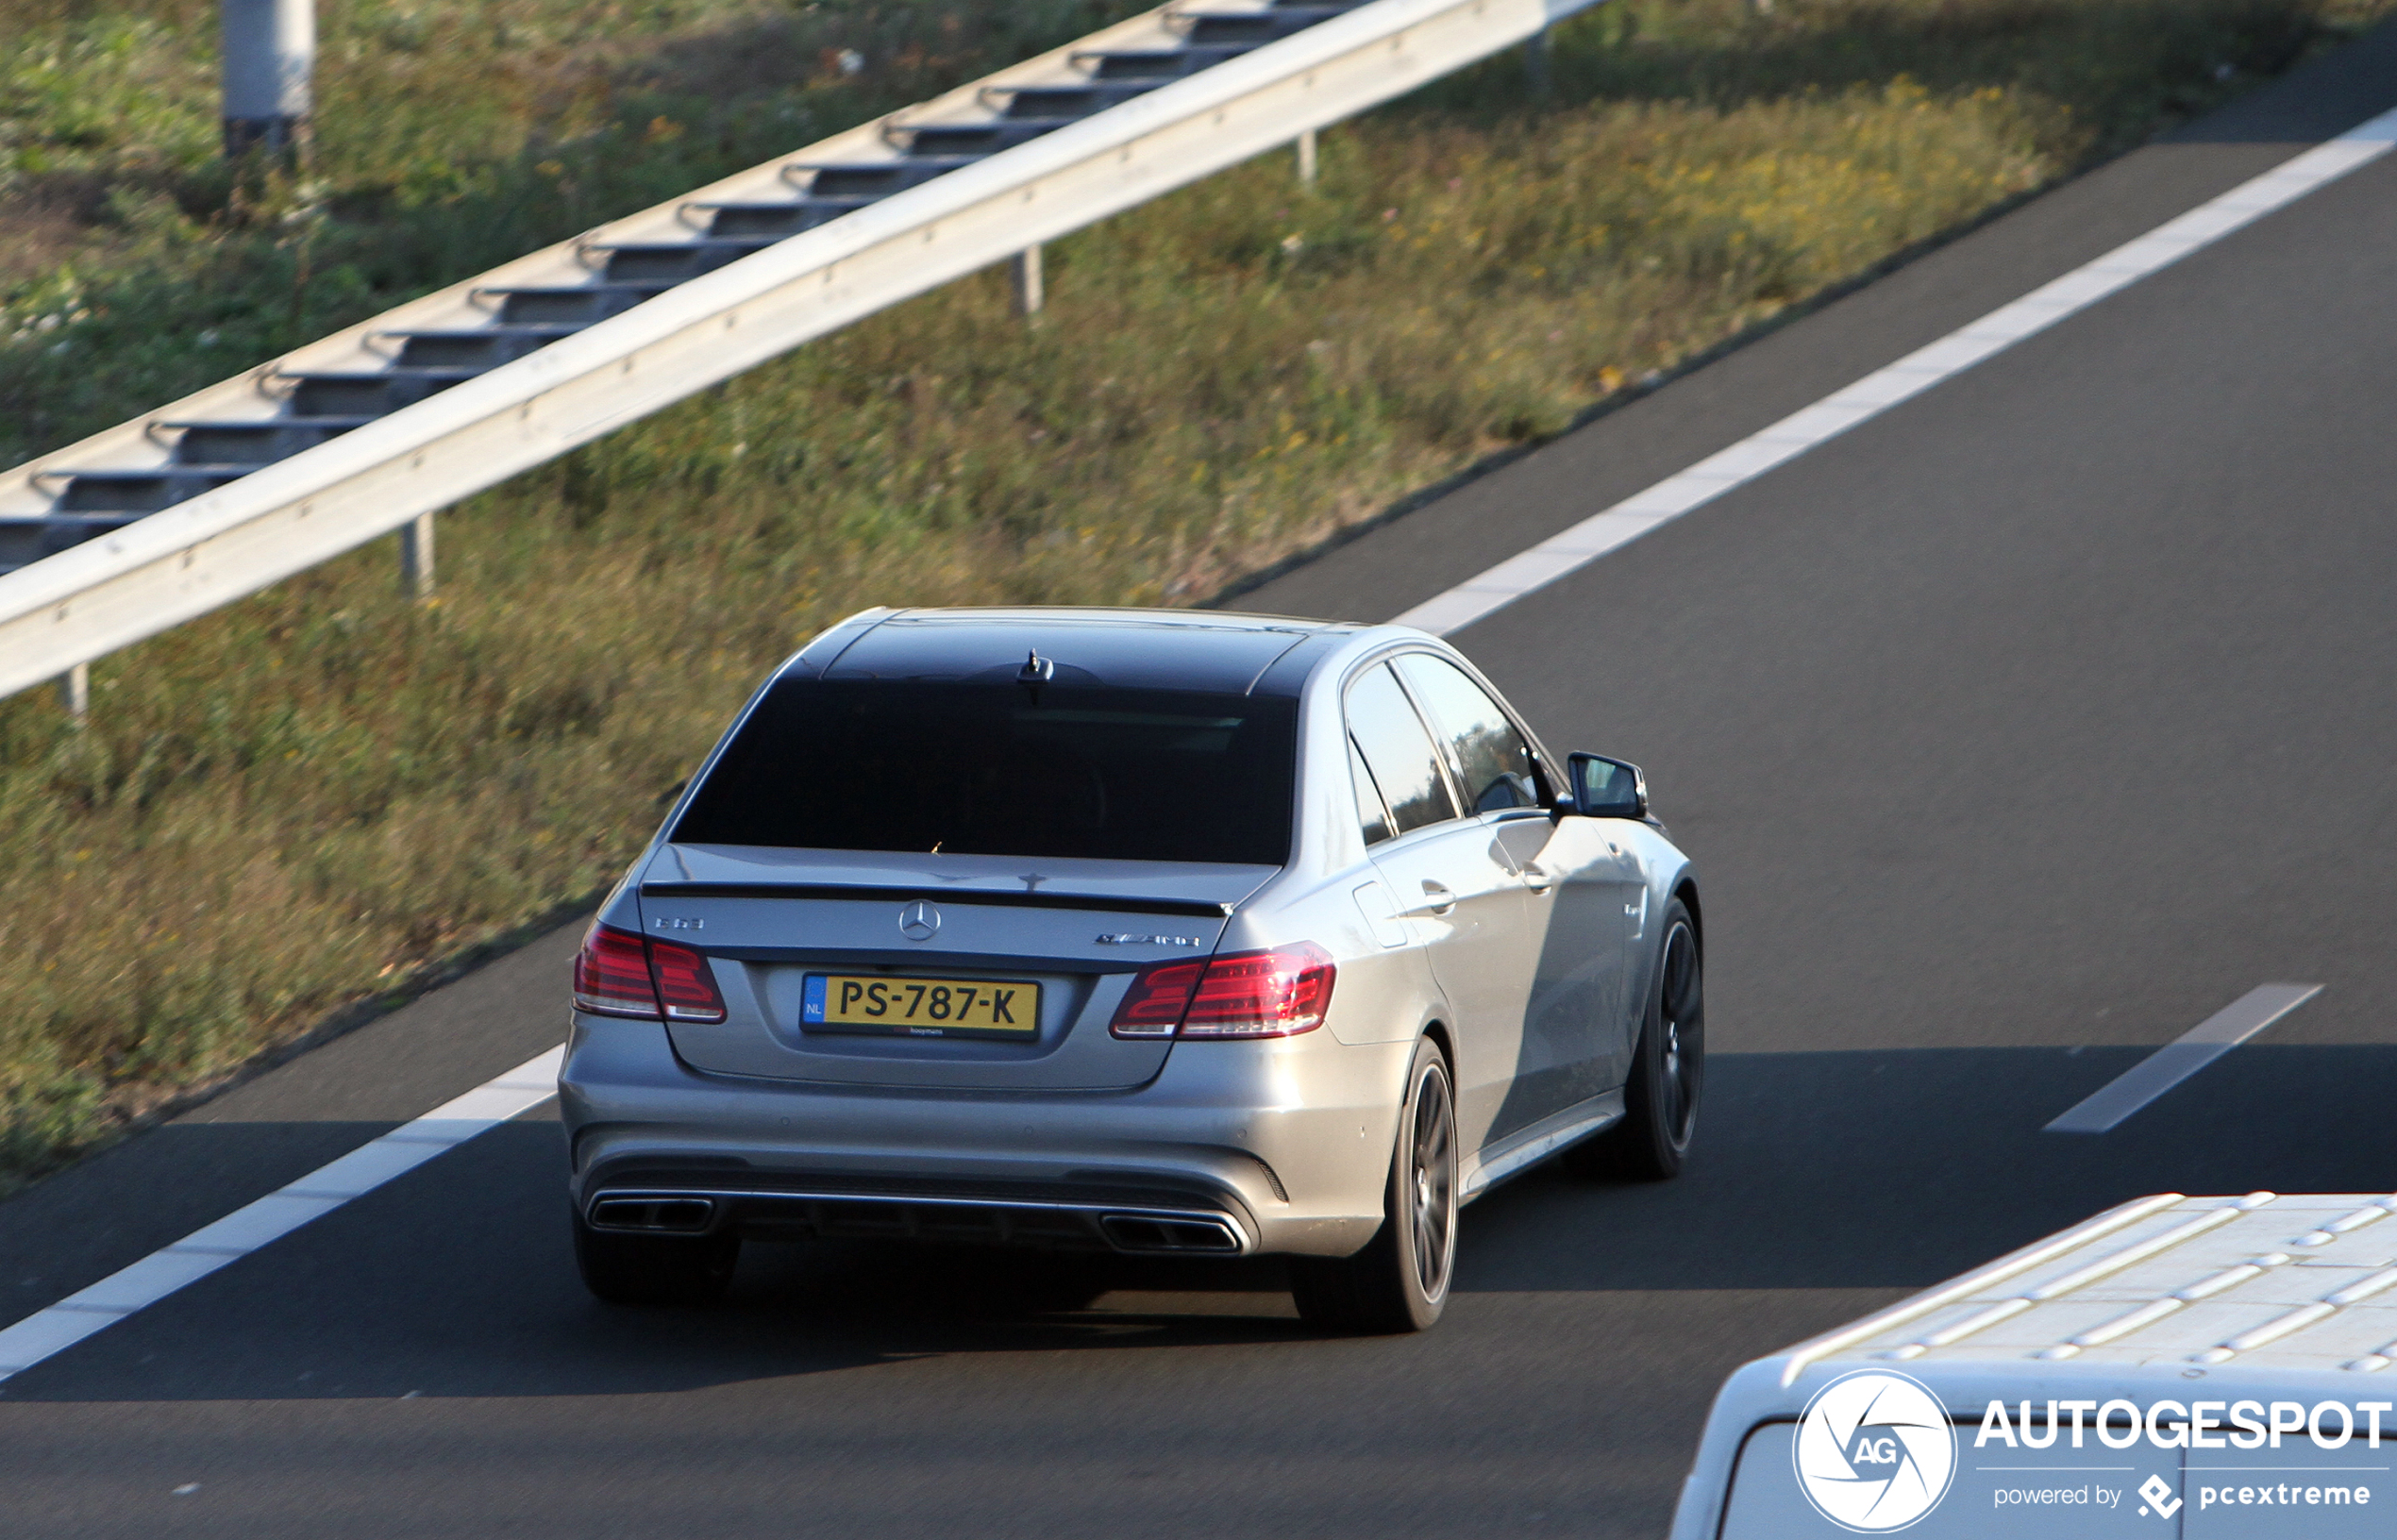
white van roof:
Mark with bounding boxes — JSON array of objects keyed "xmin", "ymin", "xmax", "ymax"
[{"xmin": 1672, "ymin": 1193, "xmax": 2397, "ymax": 1538}]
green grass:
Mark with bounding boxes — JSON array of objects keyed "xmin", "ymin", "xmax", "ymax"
[
  {"xmin": 1, "ymin": 0, "xmax": 2389, "ymax": 1189},
  {"xmin": 0, "ymin": 0, "xmax": 1154, "ymax": 460}
]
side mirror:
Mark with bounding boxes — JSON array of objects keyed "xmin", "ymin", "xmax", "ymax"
[{"xmin": 1559, "ymin": 752, "xmax": 1647, "ymax": 820}]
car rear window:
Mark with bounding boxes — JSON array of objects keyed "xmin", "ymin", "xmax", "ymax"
[{"xmin": 673, "ymin": 678, "xmax": 1297, "ymax": 865}]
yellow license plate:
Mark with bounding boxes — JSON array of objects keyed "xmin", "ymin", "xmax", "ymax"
[{"xmin": 800, "ymin": 973, "xmax": 1041, "ymax": 1036}]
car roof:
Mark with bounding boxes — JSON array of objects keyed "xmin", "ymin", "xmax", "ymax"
[
  {"xmin": 1774, "ymin": 1192, "xmax": 2397, "ymax": 1380},
  {"xmin": 810, "ymin": 608, "xmax": 1364, "ymax": 695}
]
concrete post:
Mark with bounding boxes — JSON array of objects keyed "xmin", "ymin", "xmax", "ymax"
[
  {"xmin": 58, "ymin": 661, "xmax": 89, "ymax": 724},
  {"xmin": 399, "ymin": 512, "xmax": 435, "ymax": 600},
  {"xmin": 222, "ymin": 0, "xmax": 313, "ymax": 159},
  {"xmin": 1297, "ymin": 127, "xmax": 1318, "ymax": 189},
  {"xmin": 1011, "ymin": 246, "xmax": 1045, "ymax": 319}
]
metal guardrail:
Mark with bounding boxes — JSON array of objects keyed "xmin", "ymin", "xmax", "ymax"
[{"xmin": 0, "ymin": 0, "xmax": 1593, "ymax": 706}]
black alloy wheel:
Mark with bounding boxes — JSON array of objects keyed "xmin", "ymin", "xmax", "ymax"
[
  {"xmin": 1406, "ymin": 1059, "xmax": 1457, "ymax": 1302},
  {"xmin": 1572, "ymin": 896, "xmax": 1703, "ymax": 1180},
  {"xmin": 1651, "ymin": 913, "xmax": 1703, "ymax": 1148},
  {"xmin": 1290, "ymin": 1036, "xmax": 1457, "ymax": 1334}
]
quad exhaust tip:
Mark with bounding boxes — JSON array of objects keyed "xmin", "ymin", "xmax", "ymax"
[
  {"xmin": 590, "ymin": 1196, "xmax": 716, "ymax": 1233},
  {"xmin": 587, "ymin": 1188, "xmax": 1248, "ymax": 1253},
  {"xmin": 1097, "ymin": 1213, "xmax": 1243, "ymax": 1254}
]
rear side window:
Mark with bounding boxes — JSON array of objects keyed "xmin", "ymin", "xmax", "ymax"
[
  {"xmin": 1349, "ymin": 737, "xmax": 1394, "ymax": 846},
  {"xmin": 1394, "ymin": 653, "xmax": 1540, "ymax": 813},
  {"xmin": 1345, "ymin": 664, "xmax": 1457, "ymax": 836},
  {"xmin": 674, "ymin": 679, "xmax": 1296, "ymax": 865}
]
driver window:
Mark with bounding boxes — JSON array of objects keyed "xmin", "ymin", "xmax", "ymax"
[
  {"xmin": 1345, "ymin": 664, "xmax": 1458, "ymax": 836},
  {"xmin": 1394, "ymin": 654, "xmax": 1539, "ymax": 813}
]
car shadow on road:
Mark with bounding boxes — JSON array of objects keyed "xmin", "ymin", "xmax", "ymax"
[
  {"xmin": 1, "ymin": 1042, "xmax": 2389, "ymax": 1403},
  {"xmin": 1460, "ymin": 1042, "xmax": 2397, "ymax": 1294}
]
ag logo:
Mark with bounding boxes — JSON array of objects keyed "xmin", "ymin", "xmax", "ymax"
[{"xmin": 1793, "ymin": 1370, "xmax": 1957, "ymax": 1532}]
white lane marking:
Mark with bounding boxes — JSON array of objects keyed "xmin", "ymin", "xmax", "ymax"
[
  {"xmin": 1393, "ymin": 106, "xmax": 2397, "ymax": 635},
  {"xmin": 2044, "ymin": 984, "xmax": 2322, "ymax": 1134},
  {"xmin": 0, "ymin": 1045, "xmax": 564, "ymax": 1383}
]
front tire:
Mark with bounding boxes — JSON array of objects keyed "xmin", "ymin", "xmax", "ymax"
[
  {"xmin": 573, "ymin": 1206, "xmax": 740, "ymax": 1306},
  {"xmin": 1290, "ymin": 1036, "xmax": 1457, "ymax": 1334},
  {"xmin": 1571, "ymin": 899, "xmax": 1702, "ymax": 1180}
]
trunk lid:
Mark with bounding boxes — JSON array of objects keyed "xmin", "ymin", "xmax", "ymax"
[{"xmin": 638, "ymin": 844, "xmax": 1275, "ymax": 1089}]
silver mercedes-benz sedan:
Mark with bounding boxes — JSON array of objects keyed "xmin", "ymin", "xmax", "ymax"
[{"xmin": 561, "ymin": 607, "xmax": 1701, "ymax": 1332}]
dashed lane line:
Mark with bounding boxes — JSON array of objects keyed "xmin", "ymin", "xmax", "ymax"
[{"xmin": 2044, "ymin": 984, "xmax": 2322, "ymax": 1135}]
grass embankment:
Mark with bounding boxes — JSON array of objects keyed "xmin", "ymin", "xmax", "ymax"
[{"xmin": 0, "ymin": 0, "xmax": 2387, "ymax": 1190}]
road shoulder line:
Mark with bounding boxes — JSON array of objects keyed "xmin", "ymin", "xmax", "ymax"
[
  {"xmin": 1392, "ymin": 109, "xmax": 2397, "ymax": 636},
  {"xmin": 0, "ymin": 1046, "xmax": 562, "ymax": 1383}
]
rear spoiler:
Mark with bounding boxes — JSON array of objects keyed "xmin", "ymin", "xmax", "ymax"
[{"xmin": 638, "ymin": 881, "xmax": 1234, "ymax": 919}]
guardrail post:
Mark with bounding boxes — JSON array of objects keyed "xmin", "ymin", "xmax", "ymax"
[
  {"xmin": 58, "ymin": 662, "xmax": 89, "ymax": 724},
  {"xmin": 1524, "ymin": 24, "xmax": 1551, "ymax": 98},
  {"xmin": 1297, "ymin": 127, "xmax": 1318, "ymax": 189},
  {"xmin": 399, "ymin": 512, "xmax": 435, "ymax": 600},
  {"xmin": 1011, "ymin": 245, "xmax": 1045, "ymax": 319},
  {"xmin": 221, "ymin": 0, "xmax": 314, "ymax": 162}
]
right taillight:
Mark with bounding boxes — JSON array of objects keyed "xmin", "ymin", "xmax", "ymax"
[
  {"xmin": 572, "ymin": 924, "xmax": 728, "ymax": 1024},
  {"xmin": 1109, "ymin": 945, "xmax": 1335, "ymax": 1040}
]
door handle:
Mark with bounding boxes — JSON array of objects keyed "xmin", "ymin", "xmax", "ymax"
[
  {"xmin": 1416, "ymin": 879, "xmax": 1456, "ymax": 914},
  {"xmin": 1519, "ymin": 864, "xmax": 1553, "ymax": 894}
]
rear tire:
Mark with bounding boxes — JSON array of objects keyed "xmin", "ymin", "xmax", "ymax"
[
  {"xmin": 1568, "ymin": 899, "xmax": 1702, "ymax": 1181},
  {"xmin": 573, "ymin": 1206, "xmax": 740, "ymax": 1306},
  {"xmin": 1290, "ymin": 1036, "xmax": 1457, "ymax": 1335}
]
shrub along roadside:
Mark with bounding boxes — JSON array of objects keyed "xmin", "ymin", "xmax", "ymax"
[{"xmin": 1, "ymin": 0, "xmax": 2389, "ymax": 1191}]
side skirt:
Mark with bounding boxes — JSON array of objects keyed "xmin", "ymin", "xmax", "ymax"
[{"xmin": 1459, "ymin": 1089, "xmax": 1626, "ymax": 1203}]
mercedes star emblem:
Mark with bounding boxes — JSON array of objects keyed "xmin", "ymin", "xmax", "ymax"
[{"xmin": 897, "ymin": 900, "xmax": 941, "ymax": 943}]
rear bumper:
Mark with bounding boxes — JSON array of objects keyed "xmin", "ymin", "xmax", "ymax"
[
  {"xmin": 559, "ymin": 1013, "xmax": 1413, "ymax": 1258},
  {"xmin": 582, "ymin": 1175, "xmax": 1251, "ymax": 1256}
]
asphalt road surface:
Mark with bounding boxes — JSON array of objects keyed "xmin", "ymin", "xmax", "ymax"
[{"xmin": 6, "ymin": 29, "xmax": 2397, "ymax": 1539}]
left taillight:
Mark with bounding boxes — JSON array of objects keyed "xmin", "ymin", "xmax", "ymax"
[
  {"xmin": 573, "ymin": 925, "xmax": 657, "ymax": 1017},
  {"xmin": 647, "ymin": 936, "xmax": 728, "ymax": 1022},
  {"xmin": 1108, "ymin": 960, "xmax": 1204, "ymax": 1038},
  {"xmin": 573, "ymin": 924, "xmax": 727, "ymax": 1024}
]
